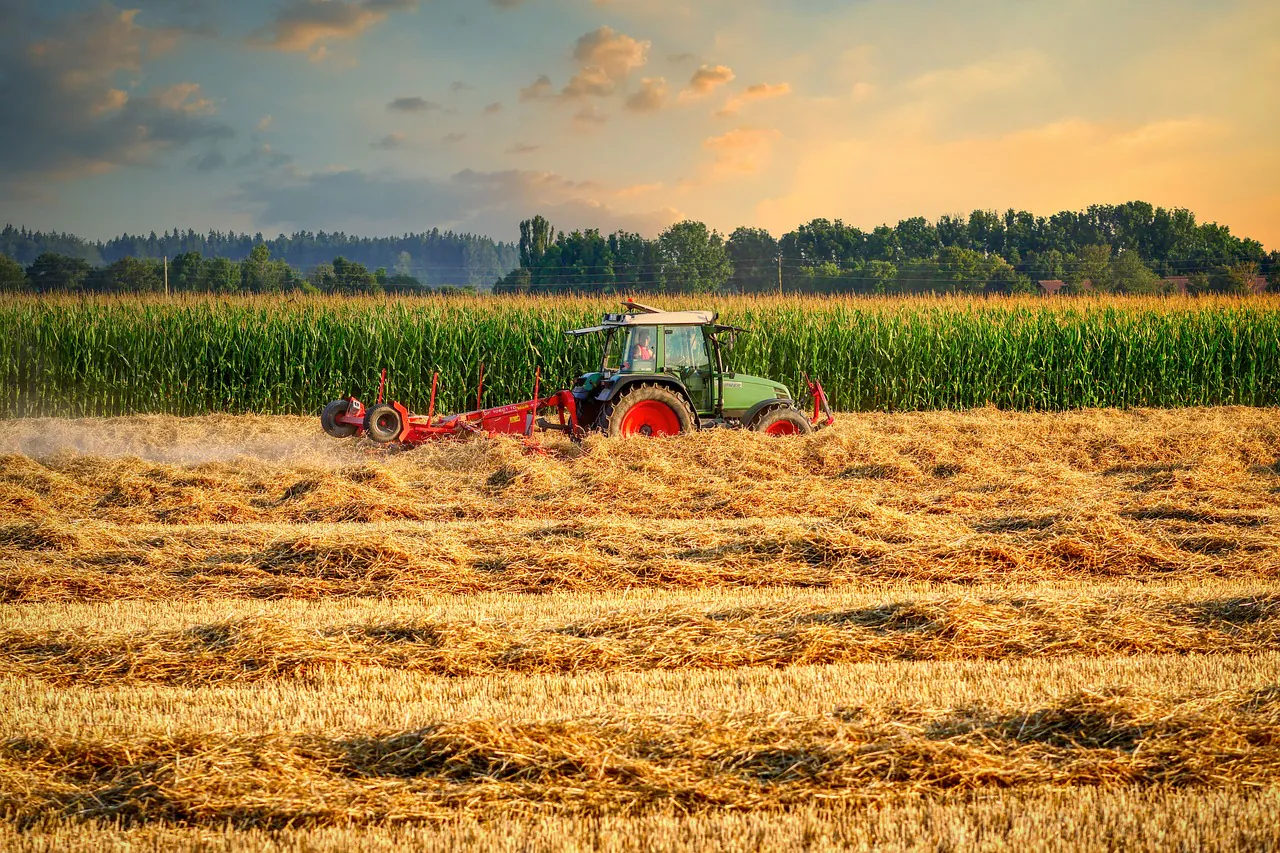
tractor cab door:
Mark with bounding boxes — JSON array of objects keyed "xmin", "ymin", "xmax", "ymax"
[
  {"xmin": 605, "ymin": 325, "xmax": 659, "ymax": 374},
  {"xmin": 663, "ymin": 325, "xmax": 713, "ymax": 414}
]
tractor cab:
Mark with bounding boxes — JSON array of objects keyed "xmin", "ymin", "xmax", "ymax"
[{"xmin": 565, "ymin": 301, "xmax": 828, "ymax": 437}]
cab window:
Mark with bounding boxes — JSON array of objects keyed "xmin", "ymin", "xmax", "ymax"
[
  {"xmin": 620, "ymin": 325, "xmax": 657, "ymax": 373},
  {"xmin": 663, "ymin": 325, "xmax": 710, "ymax": 373}
]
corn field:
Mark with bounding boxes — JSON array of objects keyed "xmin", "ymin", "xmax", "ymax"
[{"xmin": 1, "ymin": 294, "xmax": 1278, "ymax": 417}]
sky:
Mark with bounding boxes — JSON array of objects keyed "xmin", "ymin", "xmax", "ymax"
[{"xmin": 0, "ymin": 0, "xmax": 1277, "ymax": 247}]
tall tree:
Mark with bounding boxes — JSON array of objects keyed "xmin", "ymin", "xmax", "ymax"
[
  {"xmin": 102, "ymin": 257, "xmax": 162, "ymax": 292},
  {"xmin": 239, "ymin": 243, "xmax": 272, "ymax": 293},
  {"xmin": 25, "ymin": 253, "xmax": 90, "ymax": 292},
  {"xmin": 0, "ymin": 253, "xmax": 25, "ymax": 291},
  {"xmin": 1068, "ymin": 244, "xmax": 1113, "ymax": 292},
  {"xmin": 518, "ymin": 216, "xmax": 556, "ymax": 270},
  {"xmin": 331, "ymin": 256, "xmax": 379, "ymax": 295},
  {"xmin": 657, "ymin": 221, "xmax": 732, "ymax": 293},
  {"xmin": 607, "ymin": 230, "xmax": 647, "ymax": 291},
  {"xmin": 170, "ymin": 251, "xmax": 206, "ymax": 292},
  {"xmin": 893, "ymin": 217, "xmax": 940, "ymax": 261},
  {"xmin": 204, "ymin": 257, "xmax": 240, "ymax": 293},
  {"xmin": 1109, "ymin": 251, "xmax": 1164, "ymax": 294},
  {"xmin": 726, "ymin": 226, "xmax": 778, "ymax": 292}
]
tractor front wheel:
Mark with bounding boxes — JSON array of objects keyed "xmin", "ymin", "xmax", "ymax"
[
  {"xmin": 751, "ymin": 406, "xmax": 813, "ymax": 436},
  {"xmin": 600, "ymin": 384, "xmax": 696, "ymax": 437},
  {"xmin": 321, "ymin": 400, "xmax": 358, "ymax": 438},
  {"xmin": 364, "ymin": 404, "xmax": 404, "ymax": 444}
]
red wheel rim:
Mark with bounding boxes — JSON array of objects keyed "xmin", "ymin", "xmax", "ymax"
[
  {"xmin": 620, "ymin": 400, "xmax": 681, "ymax": 436},
  {"xmin": 765, "ymin": 419, "xmax": 800, "ymax": 436}
]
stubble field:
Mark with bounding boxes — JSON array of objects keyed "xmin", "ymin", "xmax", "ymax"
[{"xmin": 2, "ymin": 406, "xmax": 1279, "ymax": 850}]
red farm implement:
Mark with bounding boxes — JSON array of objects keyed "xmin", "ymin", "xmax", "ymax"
[{"xmin": 322, "ymin": 366, "xmax": 579, "ymax": 445}]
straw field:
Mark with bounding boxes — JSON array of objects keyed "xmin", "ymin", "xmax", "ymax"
[
  {"xmin": 3, "ymin": 294, "xmax": 1280, "ymax": 417},
  {"xmin": 2, "ymin": 405, "xmax": 1279, "ymax": 850}
]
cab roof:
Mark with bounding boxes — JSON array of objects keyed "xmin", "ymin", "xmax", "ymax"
[
  {"xmin": 564, "ymin": 303, "xmax": 718, "ymax": 336},
  {"xmin": 604, "ymin": 310, "xmax": 716, "ymax": 327}
]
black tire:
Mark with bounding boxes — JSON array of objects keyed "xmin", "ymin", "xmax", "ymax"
[
  {"xmin": 321, "ymin": 400, "xmax": 358, "ymax": 438},
  {"xmin": 364, "ymin": 404, "xmax": 404, "ymax": 444},
  {"xmin": 751, "ymin": 406, "xmax": 813, "ymax": 436},
  {"xmin": 598, "ymin": 383, "xmax": 696, "ymax": 437}
]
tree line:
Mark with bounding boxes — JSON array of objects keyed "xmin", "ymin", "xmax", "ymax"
[
  {"xmin": 0, "ymin": 245, "xmax": 477, "ymax": 295},
  {"xmin": 496, "ymin": 202, "xmax": 1276, "ymax": 295},
  {"xmin": 0, "ymin": 225, "xmax": 519, "ymax": 287},
  {"xmin": 2, "ymin": 201, "xmax": 1275, "ymax": 296}
]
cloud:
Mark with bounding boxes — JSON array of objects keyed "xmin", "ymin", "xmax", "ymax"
[
  {"xmin": 233, "ymin": 142, "xmax": 292, "ymax": 169},
  {"xmin": 0, "ymin": 5, "xmax": 233, "ymax": 192},
  {"xmin": 520, "ymin": 75, "xmax": 554, "ymax": 101},
  {"xmin": 483, "ymin": 102, "xmax": 503, "ymax": 115},
  {"xmin": 716, "ymin": 82, "xmax": 791, "ymax": 117},
  {"xmin": 573, "ymin": 106, "xmax": 608, "ymax": 130},
  {"xmin": 572, "ymin": 26, "xmax": 649, "ymax": 79},
  {"xmin": 388, "ymin": 96, "xmax": 439, "ymax": 112},
  {"xmin": 489, "ymin": 0, "xmax": 525, "ymax": 6},
  {"xmin": 518, "ymin": 27, "xmax": 652, "ymax": 105},
  {"xmin": 371, "ymin": 132, "xmax": 407, "ymax": 149},
  {"xmin": 562, "ymin": 65, "xmax": 616, "ymax": 99},
  {"xmin": 625, "ymin": 77, "xmax": 668, "ymax": 113},
  {"xmin": 237, "ymin": 167, "xmax": 682, "ymax": 240},
  {"xmin": 682, "ymin": 64, "xmax": 734, "ymax": 100},
  {"xmin": 703, "ymin": 127, "xmax": 781, "ymax": 176},
  {"xmin": 257, "ymin": 114, "xmax": 274, "ymax": 132},
  {"xmin": 153, "ymin": 82, "xmax": 216, "ymax": 114},
  {"xmin": 451, "ymin": 81, "xmax": 471, "ymax": 92},
  {"xmin": 507, "ymin": 142, "xmax": 541, "ymax": 154},
  {"xmin": 668, "ymin": 52, "xmax": 696, "ymax": 64},
  {"xmin": 188, "ymin": 151, "xmax": 226, "ymax": 172},
  {"xmin": 249, "ymin": 0, "xmax": 417, "ymax": 57},
  {"xmin": 442, "ymin": 132, "xmax": 466, "ymax": 143}
]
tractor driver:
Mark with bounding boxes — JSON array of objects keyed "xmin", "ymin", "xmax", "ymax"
[{"xmin": 629, "ymin": 330, "xmax": 654, "ymax": 363}]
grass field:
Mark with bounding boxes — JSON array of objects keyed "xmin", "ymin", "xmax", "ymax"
[{"xmin": 1, "ymin": 406, "xmax": 1278, "ymax": 849}]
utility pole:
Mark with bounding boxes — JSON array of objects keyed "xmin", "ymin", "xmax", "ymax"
[
  {"xmin": 777, "ymin": 254, "xmax": 783, "ymax": 296},
  {"xmin": 164, "ymin": 255, "xmax": 169, "ymax": 297}
]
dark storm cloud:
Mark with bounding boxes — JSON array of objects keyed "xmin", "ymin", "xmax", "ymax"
[{"xmin": 0, "ymin": 5, "xmax": 233, "ymax": 191}]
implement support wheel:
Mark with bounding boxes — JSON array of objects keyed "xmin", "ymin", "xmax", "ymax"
[
  {"xmin": 752, "ymin": 407, "xmax": 813, "ymax": 437},
  {"xmin": 364, "ymin": 404, "xmax": 404, "ymax": 444},
  {"xmin": 600, "ymin": 384, "xmax": 696, "ymax": 437},
  {"xmin": 321, "ymin": 400, "xmax": 358, "ymax": 438}
]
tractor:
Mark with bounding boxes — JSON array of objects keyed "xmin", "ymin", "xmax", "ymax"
[{"xmin": 320, "ymin": 301, "xmax": 833, "ymax": 444}]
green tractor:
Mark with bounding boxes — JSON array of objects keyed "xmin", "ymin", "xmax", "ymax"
[{"xmin": 564, "ymin": 301, "xmax": 834, "ymax": 437}]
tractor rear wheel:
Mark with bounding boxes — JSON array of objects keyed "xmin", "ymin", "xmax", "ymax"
[
  {"xmin": 364, "ymin": 404, "xmax": 404, "ymax": 443},
  {"xmin": 321, "ymin": 400, "xmax": 358, "ymax": 438},
  {"xmin": 600, "ymin": 384, "xmax": 696, "ymax": 437},
  {"xmin": 751, "ymin": 406, "xmax": 813, "ymax": 436}
]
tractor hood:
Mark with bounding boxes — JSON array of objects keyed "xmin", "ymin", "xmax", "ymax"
[{"xmin": 720, "ymin": 372, "xmax": 791, "ymax": 415}]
